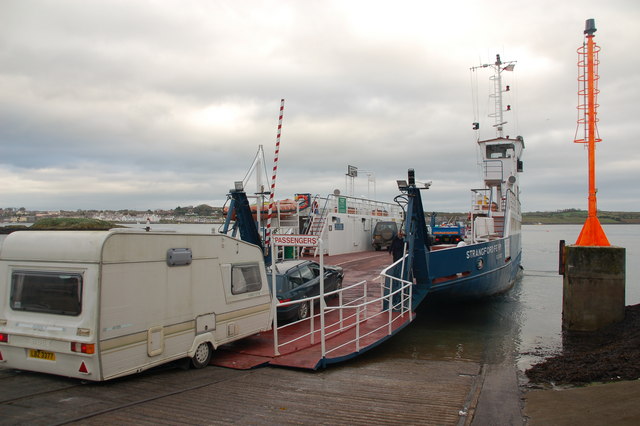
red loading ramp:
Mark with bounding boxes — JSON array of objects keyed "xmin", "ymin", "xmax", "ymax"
[
  {"xmin": 211, "ymin": 308, "xmax": 414, "ymax": 370},
  {"xmin": 210, "ymin": 252, "xmax": 414, "ymax": 370}
]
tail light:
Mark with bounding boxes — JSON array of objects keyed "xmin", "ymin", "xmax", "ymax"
[
  {"xmin": 0, "ymin": 333, "xmax": 8, "ymax": 343},
  {"xmin": 71, "ymin": 342, "xmax": 95, "ymax": 354},
  {"xmin": 278, "ymin": 298, "xmax": 291, "ymax": 303}
]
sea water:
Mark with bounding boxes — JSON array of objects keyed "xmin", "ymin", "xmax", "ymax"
[{"xmin": 352, "ymin": 224, "xmax": 639, "ymax": 374}]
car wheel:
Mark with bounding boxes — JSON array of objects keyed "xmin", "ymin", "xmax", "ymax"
[
  {"xmin": 190, "ymin": 342, "xmax": 212, "ymax": 369},
  {"xmin": 296, "ymin": 301, "xmax": 310, "ymax": 320}
]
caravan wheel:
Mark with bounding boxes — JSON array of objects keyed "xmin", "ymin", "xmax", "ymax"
[{"xmin": 191, "ymin": 342, "xmax": 212, "ymax": 369}]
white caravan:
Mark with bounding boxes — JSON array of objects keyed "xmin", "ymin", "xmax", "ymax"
[{"xmin": 0, "ymin": 229, "xmax": 272, "ymax": 381}]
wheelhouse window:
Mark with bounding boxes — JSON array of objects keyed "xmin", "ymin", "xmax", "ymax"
[
  {"xmin": 486, "ymin": 143, "xmax": 515, "ymax": 159},
  {"xmin": 10, "ymin": 271, "xmax": 83, "ymax": 316},
  {"xmin": 231, "ymin": 264, "xmax": 262, "ymax": 295}
]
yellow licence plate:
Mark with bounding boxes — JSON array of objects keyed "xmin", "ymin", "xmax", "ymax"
[{"xmin": 29, "ymin": 349, "xmax": 56, "ymax": 361}]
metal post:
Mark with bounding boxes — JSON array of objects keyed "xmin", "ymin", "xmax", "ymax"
[
  {"xmin": 310, "ymin": 300, "xmax": 315, "ymax": 345},
  {"xmin": 356, "ymin": 305, "xmax": 361, "ymax": 352},
  {"xmin": 388, "ymin": 281, "xmax": 393, "ymax": 335},
  {"xmin": 339, "ymin": 290, "xmax": 344, "ymax": 329},
  {"xmin": 265, "ymin": 99, "xmax": 285, "ymax": 252},
  {"xmin": 271, "ymin": 238, "xmax": 280, "ymax": 356},
  {"xmin": 364, "ymin": 281, "xmax": 368, "ymax": 319},
  {"xmin": 408, "ymin": 279, "xmax": 413, "ymax": 322},
  {"xmin": 319, "ymin": 239, "xmax": 326, "ymax": 358}
]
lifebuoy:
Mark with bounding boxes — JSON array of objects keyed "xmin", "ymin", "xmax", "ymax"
[{"xmin": 295, "ymin": 193, "xmax": 311, "ymax": 210}]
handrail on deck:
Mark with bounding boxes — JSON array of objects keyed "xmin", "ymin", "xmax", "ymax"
[{"xmin": 272, "ymin": 256, "xmax": 414, "ymax": 360}]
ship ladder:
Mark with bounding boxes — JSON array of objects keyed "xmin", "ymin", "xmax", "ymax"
[{"xmin": 300, "ymin": 196, "xmax": 327, "ymax": 256}]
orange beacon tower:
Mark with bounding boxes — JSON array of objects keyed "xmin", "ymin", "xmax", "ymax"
[{"xmin": 574, "ymin": 18, "xmax": 610, "ymax": 246}]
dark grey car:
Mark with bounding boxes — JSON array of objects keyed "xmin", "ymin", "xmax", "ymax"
[
  {"xmin": 372, "ymin": 221, "xmax": 398, "ymax": 251},
  {"xmin": 269, "ymin": 260, "xmax": 344, "ymax": 321}
]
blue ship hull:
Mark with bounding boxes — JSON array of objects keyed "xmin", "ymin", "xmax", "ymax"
[
  {"xmin": 427, "ymin": 234, "xmax": 522, "ymax": 299},
  {"xmin": 398, "ymin": 233, "xmax": 522, "ymax": 310}
]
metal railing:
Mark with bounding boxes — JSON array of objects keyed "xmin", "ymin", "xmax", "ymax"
[
  {"xmin": 272, "ymin": 256, "xmax": 413, "ymax": 358},
  {"xmin": 471, "ymin": 188, "xmax": 492, "ymax": 214}
]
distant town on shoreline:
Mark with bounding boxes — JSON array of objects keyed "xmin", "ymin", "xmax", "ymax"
[{"xmin": 2, "ymin": 206, "xmax": 639, "ymax": 226}]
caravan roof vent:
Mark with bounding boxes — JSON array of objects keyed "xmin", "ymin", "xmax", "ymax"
[{"xmin": 167, "ymin": 248, "xmax": 192, "ymax": 267}]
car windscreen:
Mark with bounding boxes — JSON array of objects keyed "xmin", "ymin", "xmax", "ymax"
[
  {"xmin": 298, "ymin": 265, "xmax": 316, "ymax": 282},
  {"xmin": 10, "ymin": 270, "xmax": 83, "ymax": 316},
  {"xmin": 287, "ymin": 268, "xmax": 304, "ymax": 287},
  {"xmin": 307, "ymin": 263, "xmax": 320, "ymax": 277},
  {"xmin": 375, "ymin": 223, "xmax": 397, "ymax": 232}
]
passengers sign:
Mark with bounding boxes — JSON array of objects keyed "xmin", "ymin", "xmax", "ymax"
[{"xmin": 272, "ymin": 234, "xmax": 319, "ymax": 247}]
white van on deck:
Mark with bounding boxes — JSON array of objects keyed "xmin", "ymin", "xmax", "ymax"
[{"xmin": 0, "ymin": 229, "xmax": 273, "ymax": 381}]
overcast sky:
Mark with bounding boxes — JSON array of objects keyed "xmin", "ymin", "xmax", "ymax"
[{"xmin": 1, "ymin": 0, "xmax": 639, "ymax": 212}]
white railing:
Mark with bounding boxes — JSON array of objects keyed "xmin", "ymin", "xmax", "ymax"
[
  {"xmin": 273, "ymin": 280, "xmax": 367, "ymax": 353},
  {"xmin": 272, "ymin": 256, "xmax": 414, "ymax": 358},
  {"xmin": 314, "ymin": 194, "xmax": 404, "ymax": 220},
  {"xmin": 324, "ymin": 258, "xmax": 413, "ymax": 356},
  {"xmin": 471, "ymin": 188, "xmax": 492, "ymax": 214}
]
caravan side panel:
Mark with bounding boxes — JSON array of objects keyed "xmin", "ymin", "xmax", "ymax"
[
  {"xmin": 97, "ymin": 233, "xmax": 272, "ymax": 381},
  {"xmin": 98, "ymin": 234, "xmax": 199, "ymax": 379}
]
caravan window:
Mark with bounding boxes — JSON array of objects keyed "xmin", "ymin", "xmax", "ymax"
[
  {"xmin": 10, "ymin": 271, "xmax": 83, "ymax": 316},
  {"xmin": 231, "ymin": 264, "xmax": 262, "ymax": 295}
]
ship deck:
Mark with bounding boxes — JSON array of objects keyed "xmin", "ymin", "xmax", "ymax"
[{"xmin": 210, "ymin": 251, "xmax": 413, "ymax": 370}]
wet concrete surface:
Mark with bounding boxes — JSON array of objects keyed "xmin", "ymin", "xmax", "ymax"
[
  {"xmin": 524, "ymin": 380, "xmax": 640, "ymax": 425},
  {"xmin": 472, "ymin": 362, "xmax": 522, "ymax": 425},
  {"xmin": 1, "ymin": 357, "xmax": 482, "ymax": 425}
]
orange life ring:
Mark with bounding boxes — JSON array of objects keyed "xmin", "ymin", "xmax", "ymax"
[{"xmin": 295, "ymin": 193, "xmax": 311, "ymax": 210}]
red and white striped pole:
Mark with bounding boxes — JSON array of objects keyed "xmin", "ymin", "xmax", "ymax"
[{"xmin": 264, "ymin": 99, "xmax": 285, "ymax": 253}]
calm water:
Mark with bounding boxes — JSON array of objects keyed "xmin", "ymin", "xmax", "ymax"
[
  {"xmin": 2, "ymin": 223, "xmax": 637, "ymax": 374},
  {"xmin": 353, "ymin": 224, "xmax": 640, "ymax": 374}
]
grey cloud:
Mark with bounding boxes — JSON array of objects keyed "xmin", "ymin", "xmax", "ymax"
[{"xmin": 1, "ymin": 0, "xmax": 639, "ymax": 212}]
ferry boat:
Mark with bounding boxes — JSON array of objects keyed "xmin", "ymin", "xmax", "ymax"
[{"xmin": 390, "ymin": 54, "xmax": 524, "ymax": 305}]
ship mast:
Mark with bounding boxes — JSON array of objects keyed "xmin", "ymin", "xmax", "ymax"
[{"xmin": 471, "ymin": 54, "xmax": 516, "ymax": 138}]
